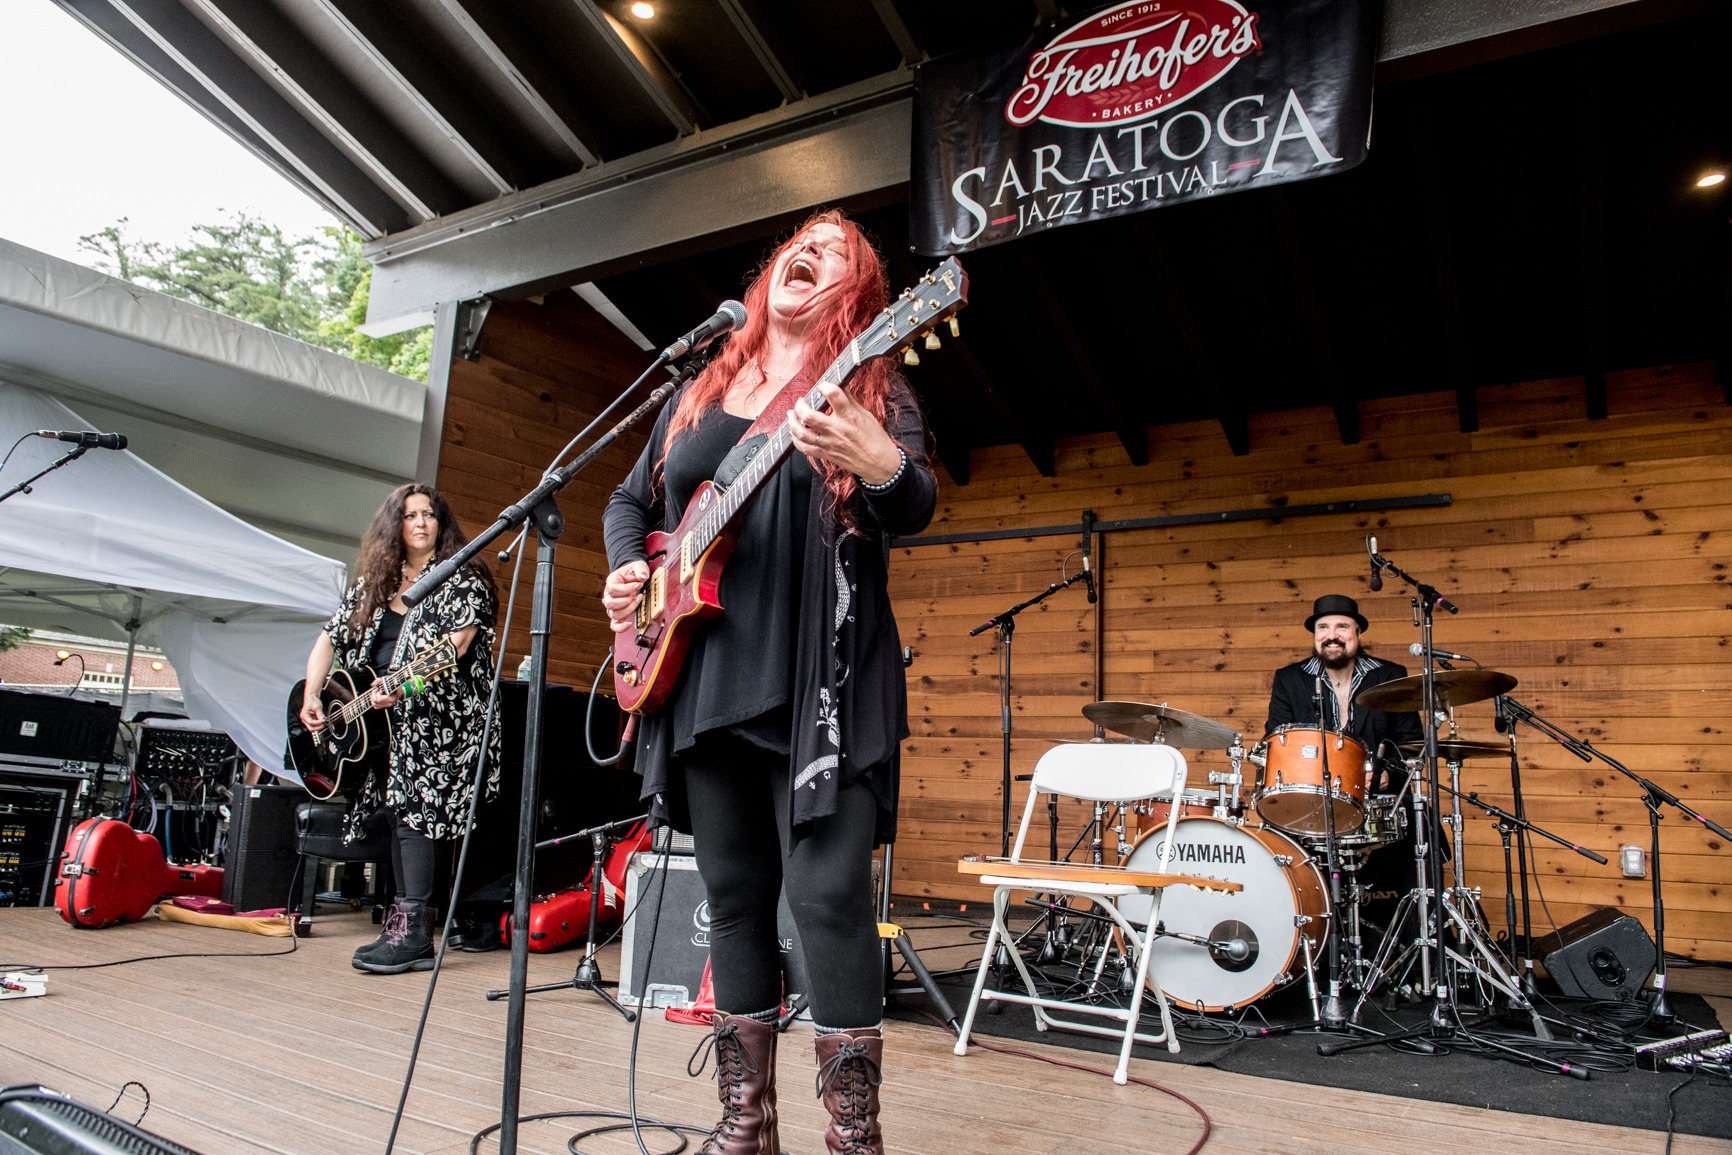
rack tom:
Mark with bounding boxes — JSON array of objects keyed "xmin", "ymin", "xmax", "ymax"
[{"xmin": 1253, "ymin": 725, "xmax": 1370, "ymax": 835}]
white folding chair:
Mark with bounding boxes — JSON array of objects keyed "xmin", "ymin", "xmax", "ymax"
[{"xmin": 951, "ymin": 742, "xmax": 1241, "ymax": 1084}]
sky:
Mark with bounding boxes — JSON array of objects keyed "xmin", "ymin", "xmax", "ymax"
[{"xmin": 0, "ymin": 1, "xmax": 342, "ymax": 268}]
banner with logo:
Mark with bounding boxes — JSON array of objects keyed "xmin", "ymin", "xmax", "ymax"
[{"xmin": 910, "ymin": 0, "xmax": 1378, "ymax": 255}]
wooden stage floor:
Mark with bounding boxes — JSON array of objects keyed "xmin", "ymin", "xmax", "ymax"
[{"xmin": 2, "ymin": 907, "xmax": 1728, "ymax": 1155}]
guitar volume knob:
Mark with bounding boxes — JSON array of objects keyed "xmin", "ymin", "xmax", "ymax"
[{"xmin": 615, "ymin": 660, "xmax": 633, "ymax": 675}]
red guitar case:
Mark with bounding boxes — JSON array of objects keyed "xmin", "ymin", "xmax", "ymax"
[
  {"xmin": 55, "ymin": 817, "xmax": 225, "ymax": 929},
  {"xmin": 503, "ymin": 821, "xmax": 652, "ymax": 953}
]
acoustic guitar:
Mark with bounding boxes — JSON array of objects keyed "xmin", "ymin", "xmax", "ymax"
[
  {"xmin": 285, "ymin": 637, "xmax": 458, "ymax": 800},
  {"xmin": 612, "ymin": 258, "xmax": 969, "ymax": 715}
]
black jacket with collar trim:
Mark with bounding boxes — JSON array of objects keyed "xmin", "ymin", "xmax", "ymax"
[{"xmin": 1265, "ymin": 654, "xmax": 1424, "ymax": 765}]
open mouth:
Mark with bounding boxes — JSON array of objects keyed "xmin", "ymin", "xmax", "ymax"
[{"xmin": 785, "ymin": 257, "xmax": 817, "ymax": 287}]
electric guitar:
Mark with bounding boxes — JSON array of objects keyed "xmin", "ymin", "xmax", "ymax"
[
  {"xmin": 285, "ymin": 638, "xmax": 458, "ymax": 801},
  {"xmin": 612, "ymin": 258, "xmax": 969, "ymax": 714}
]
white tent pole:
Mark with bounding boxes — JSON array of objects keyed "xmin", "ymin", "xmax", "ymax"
[{"xmin": 119, "ymin": 593, "xmax": 142, "ymax": 718}]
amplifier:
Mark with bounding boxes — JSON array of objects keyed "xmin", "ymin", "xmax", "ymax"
[
  {"xmin": 0, "ymin": 689, "xmax": 120, "ymax": 763},
  {"xmin": 0, "ymin": 778, "xmax": 74, "ymax": 907},
  {"xmin": 136, "ymin": 721, "xmax": 240, "ymax": 790},
  {"xmin": 618, "ymin": 853, "xmax": 809, "ymax": 1011},
  {"xmin": 222, "ymin": 785, "xmax": 304, "ymax": 912},
  {"xmin": 1534, "ymin": 906, "xmax": 1657, "ymax": 1000}
]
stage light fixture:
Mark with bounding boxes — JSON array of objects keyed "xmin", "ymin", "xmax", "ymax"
[
  {"xmin": 631, "ymin": 2, "xmax": 654, "ymax": 17},
  {"xmin": 1698, "ymin": 172, "xmax": 1725, "ymax": 187}
]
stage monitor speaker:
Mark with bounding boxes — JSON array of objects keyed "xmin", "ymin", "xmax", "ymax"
[
  {"xmin": 0, "ymin": 689, "xmax": 121, "ymax": 763},
  {"xmin": 618, "ymin": 853, "xmax": 808, "ymax": 1011},
  {"xmin": 222, "ymin": 784, "xmax": 304, "ymax": 912},
  {"xmin": 1534, "ymin": 906, "xmax": 1656, "ymax": 1000},
  {"xmin": 0, "ymin": 1085, "xmax": 201, "ymax": 1154}
]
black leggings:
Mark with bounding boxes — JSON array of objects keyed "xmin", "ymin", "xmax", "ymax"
[
  {"xmin": 682, "ymin": 733, "xmax": 881, "ymax": 1029},
  {"xmin": 386, "ymin": 810, "xmax": 438, "ymax": 906}
]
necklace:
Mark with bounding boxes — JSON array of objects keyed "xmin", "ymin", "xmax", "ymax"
[{"xmin": 755, "ymin": 359, "xmax": 795, "ymax": 381}]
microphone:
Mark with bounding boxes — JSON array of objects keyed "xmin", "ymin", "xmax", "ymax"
[
  {"xmin": 37, "ymin": 430, "xmax": 127, "ymax": 450},
  {"xmin": 1409, "ymin": 643, "xmax": 1474, "ymax": 662},
  {"xmin": 661, "ymin": 300, "xmax": 747, "ymax": 359},
  {"xmin": 1493, "ymin": 696, "xmax": 1509, "ymax": 733},
  {"xmin": 1081, "ymin": 553, "xmax": 1096, "ymax": 604},
  {"xmin": 1367, "ymin": 535, "xmax": 1382, "ymax": 592}
]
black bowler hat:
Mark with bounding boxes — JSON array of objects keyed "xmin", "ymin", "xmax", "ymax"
[{"xmin": 1305, "ymin": 594, "xmax": 1369, "ymax": 633}]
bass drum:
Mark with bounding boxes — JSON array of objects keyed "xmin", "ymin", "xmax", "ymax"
[{"xmin": 1118, "ymin": 817, "xmax": 1328, "ymax": 1012}]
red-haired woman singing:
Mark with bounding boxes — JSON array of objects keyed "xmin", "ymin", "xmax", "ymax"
[{"xmin": 602, "ymin": 212, "xmax": 936, "ymax": 1155}]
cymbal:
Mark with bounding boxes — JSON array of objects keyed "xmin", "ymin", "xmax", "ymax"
[
  {"xmin": 1081, "ymin": 701, "xmax": 1239, "ymax": 749},
  {"xmin": 1399, "ymin": 737, "xmax": 1510, "ymax": 761},
  {"xmin": 1355, "ymin": 670, "xmax": 1518, "ymax": 713}
]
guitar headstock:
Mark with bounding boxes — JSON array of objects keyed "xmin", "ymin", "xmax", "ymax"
[
  {"xmin": 408, "ymin": 637, "xmax": 458, "ymax": 685},
  {"xmin": 851, "ymin": 257, "xmax": 968, "ymax": 367}
]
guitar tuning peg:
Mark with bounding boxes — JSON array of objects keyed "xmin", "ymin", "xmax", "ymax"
[
  {"xmin": 924, "ymin": 329, "xmax": 941, "ymax": 350},
  {"xmin": 903, "ymin": 347, "xmax": 920, "ymax": 366},
  {"xmin": 948, "ymin": 316, "xmax": 960, "ymax": 337}
]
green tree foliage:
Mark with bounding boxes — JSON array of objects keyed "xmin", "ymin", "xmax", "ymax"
[
  {"xmin": 0, "ymin": 625, "xmax": 29, "ymax": 653},
  {"xmin": 77, "ymin": 215, "xmax": 433, "ymax": 382}
]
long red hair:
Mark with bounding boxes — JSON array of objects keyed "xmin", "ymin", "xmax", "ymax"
[{"xmin": 663, "ymin": 210, "xmax": 900, "ymax": 527}]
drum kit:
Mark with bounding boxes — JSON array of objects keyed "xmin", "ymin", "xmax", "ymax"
[{"xmin": 1041, "ymin": 665, "xmax": 1530, "ymax": 1020}]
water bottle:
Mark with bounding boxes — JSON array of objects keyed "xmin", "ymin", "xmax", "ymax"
[{"xmin": 516, "ymin": 653, "xmax": 532, "ymax": 681}]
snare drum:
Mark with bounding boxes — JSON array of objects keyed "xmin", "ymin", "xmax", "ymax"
[
  {"xmin": 1254, "ymin": 725, "xmax": 1370, "ymax": 835},
  {"xmin": 1298, "ymin": 794, "xmax": 1408, "ymax": 851}
]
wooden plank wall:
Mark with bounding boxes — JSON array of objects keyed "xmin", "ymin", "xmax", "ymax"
[
  {"xmin": 435, "ymin": 294, "xmax": 655, "ymax": 690},
  {"xmin": 892, "ymin": 362, "xmax": 1732, "ymax": 961}
]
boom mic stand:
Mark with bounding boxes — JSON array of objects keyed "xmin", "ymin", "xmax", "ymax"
[
  {"xmin": 485, "ymin": 813, "xmax": 651, "ymax": 1019},
  {"xmin": 1498, "ymin": 694, "xmax": 1732, "ymax": 1021},
  {"xmin": 401, "ymin": 349, "xmax": 702, "ymax": 1155},
  {"xmin": 0, "ymin": 443, "xmax": 87, "ymax": 503}
]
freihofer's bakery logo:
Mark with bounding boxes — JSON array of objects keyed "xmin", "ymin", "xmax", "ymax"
[{"xmin": 1006, "ymin": 1, "xmax": 1262, "ymax": 128}]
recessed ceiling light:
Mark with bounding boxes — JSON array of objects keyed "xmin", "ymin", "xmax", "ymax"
[
  {"xmin": 1698, "ymin": 172, "xmax": 1726, "ymax": 187},
  {"xmin": 631, "ymin": 2, "xmax": 654, "ymax": 17}
]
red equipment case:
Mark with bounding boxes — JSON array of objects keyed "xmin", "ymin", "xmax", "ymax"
[
  {"xmin": 504, "ymin": 821, "xmax": 651, "ymax": 953},
  {"xmin": 54, "ymin": 817, "xmax": 224, "ymax": 928}
]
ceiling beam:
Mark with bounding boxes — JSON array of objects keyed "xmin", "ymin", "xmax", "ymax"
[
  {"xmin": 310, "ymin": 0, "xmax": 520, "ymax": 196},
  {"xmin": 948, "ymin": 335, "xmax": 1055, "ymax": 478},
  {"xmin": 187, "ymin": 0, "xmax": 467, "ymax": 222},
  {"xmin": 431, "ymin": 0, "xmax": 597, "ymax": 168},
  {"xmin": 1267, "ymin": 187, "xmax": 1359, "ymax": 444},
  {"xmin": 1011, "ymin": 245, "xmax": 1147, "ymax": 466},
  {"xmin": 1421, "ymin": 177, "xmax": 1477, "ymax": 432},
  {"xmin": 716, "ymin": 0, "xmax": 804, "ymax": 103},
  {"xmin": 566, "ymin": 0, "xmax": 696, "ymax": 138},
  {"xmin": 1130, "ymin": 217, "xmax": 1248, "ymax": 456},
  {"xmin": 363, "ymin": 73, "xmax": 910, "ymax": 323},
  {"xmin": 59, "ymin": 0, "xmax": 409, "ymax": 237},
  {"xmin": 869, "ymin": 0, "xmax": 924, "ymax": 65}
]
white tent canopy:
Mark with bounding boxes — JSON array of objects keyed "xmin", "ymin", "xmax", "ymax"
[{"xmin": 0, "ymin": 382, "xmax": 346, "ymax": 778}]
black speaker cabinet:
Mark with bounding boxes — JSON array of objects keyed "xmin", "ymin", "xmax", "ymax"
[
  {"xmin": 0, "ymin": 689, "xmax": 120, "ymax": 763},
  {"xmin": 222, "ymin": 785, "xmax": 304, "ymax": 912},
  {"xmin": 618, "ymin": 853, "xmax": 809, "ymax": 1011},
  {"xmin": 1534, "ymin": 906, "xmax": 1656, "ymax": 1000},
  {"xmin": 0, "ymin": 1086, "xmax": 200, "ymax": 1155}
]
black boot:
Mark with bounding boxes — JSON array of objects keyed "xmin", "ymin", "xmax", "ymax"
[
  {"xmin": 351, "ymin": 900, "xmax": 402, "ymax": 968},
  {"xmin": 357, "ymin": 899, "xmax": 435, "ymax": 974}
]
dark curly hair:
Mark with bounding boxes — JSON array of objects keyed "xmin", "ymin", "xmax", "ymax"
[{"xmin": 348, "ymin": 484, "xmax": 494, "ymax": 638}]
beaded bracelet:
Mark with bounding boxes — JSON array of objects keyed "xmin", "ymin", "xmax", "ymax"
[{"xmin": 859, "ymin": 445, "xmax": 907, "ymax": 493}]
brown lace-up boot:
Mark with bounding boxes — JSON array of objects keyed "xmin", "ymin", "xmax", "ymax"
[
  {"xmin": 688, "ymin": 1013, "xmax": 780, "ymax": 1155},
  {"xmin": 813, "ymin": 1027, "xmax": 884, "ymax": 1155}
]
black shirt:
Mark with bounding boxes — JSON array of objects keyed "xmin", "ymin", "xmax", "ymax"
[{"xmin": 370, "ymin": 608, "xmax": 404, "ymax": 672}]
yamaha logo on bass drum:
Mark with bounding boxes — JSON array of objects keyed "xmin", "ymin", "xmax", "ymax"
[{"xmin": 1149, "ymin": 836, "xmax": 1249, "ymax": 866}]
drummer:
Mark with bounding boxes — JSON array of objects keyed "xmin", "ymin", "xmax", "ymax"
[{"xmin": 1265, "ymin": 594, "xmax": 1423, "ymax": 783}]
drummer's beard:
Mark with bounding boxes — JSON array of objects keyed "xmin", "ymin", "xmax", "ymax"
[{"xmin": 1316, "ymin": 639, "xmax": 1358, "ymax": 671}]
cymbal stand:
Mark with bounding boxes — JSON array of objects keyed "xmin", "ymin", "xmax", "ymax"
[
  {"xmin": 1311, "ymin": 673, "xmax": 1349, "ymax": 1029},
  {"xmin": 1498, "ymin": 694, "xmax": 1732, "ymax": 1021}
]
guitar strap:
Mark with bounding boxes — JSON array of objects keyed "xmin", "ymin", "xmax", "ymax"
[{"xmin": 712, "ymin": 372, "xmax": 813, "ymax": 490}]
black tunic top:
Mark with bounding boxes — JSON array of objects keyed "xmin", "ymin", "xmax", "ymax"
[
  {"xmin": 604, "ymin": 376, "xmax": 936, "ymax": 844},
  {"xmin": 1266, "ymin": 654, "xmax": 1424, "ymax": 787}
]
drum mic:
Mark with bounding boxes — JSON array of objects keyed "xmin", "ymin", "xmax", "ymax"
[
  {"xmin": 1493, "ymin": 695, "xmax": 1508, "ymax": 733},
  {"xmin": 1409, "ymin": 643, "xmax": 1473, "ymax": 662},
  {"xmin": 1366, "ymin": 535, "xmax": 1382, "ymax": 592}
]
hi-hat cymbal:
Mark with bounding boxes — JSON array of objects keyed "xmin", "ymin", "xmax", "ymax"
[
  {"xmin": 1355, "ymin": 670, "xmax": 1517, "ymax": 713},
  {"xmin": 1081, "ymin": 701, "xmax": 1239, "ymax": 749},
  {"xmin": 1399, "ymin": 736, "xmax": 1510, "ymax": 761}
]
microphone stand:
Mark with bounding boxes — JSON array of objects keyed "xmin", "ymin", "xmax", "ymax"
[
  {"xmin": 971, "ymin": 567, "xmax": 1092, "ymax": 859},
  {"xmin": 401, "ymin": 349, "xmax": 701, "ymax": 1155},
  {"xmin": 1312, "ymin": 672, "xmax": 1349, "ymax": 1029},
  {"xmin": 0, "ymin": 444, "xmax": 87, "ymax": 503},
  {"xmin": 1498, "ymin": 694, "xmax": 1732, "ymax": 1021},
  {"xmin": 486, "ymin": 812, "xmax": 650, "ymax": 1019}
]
